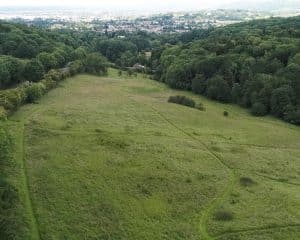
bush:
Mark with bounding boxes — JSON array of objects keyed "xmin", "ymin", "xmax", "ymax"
[
  {"xmin": 195, "ymin": 102, "xmax": 206, "ymax": 111},
  {"xmin": 40, "ymin": 78, "xmax": 57, "ymax": 91},
  {"xmin": 0, "ymin": 88, "xmax": 27, "ymax": 112},
  {"xmin": 69, "ymin": 60, "xmax": 84, "ymax": 76},
  {"xmin": 168, "ymin": 95, "xmax": 196, "ymax": 108},
  {"xmin": 25, "ymin": 83, "xmax": 46, "ymax": 103},
  {"xmin": 44, "ymin": 69, "xmax": 65, "ymax": 82},
  {"xmin": 251, "ymin": 102, "xmax": 267, "ymax": 116},
  {"xmin": 214, "ymin": 210, "xmax": 234, "ymax": 221},
  {"xmin": 223, "ymin": 111, "xmax": 229, "ymax": 117},
  {"xmin": 240, "ymin": 177, "xmax": 255, "ymax": 186},
  {"xmin": 0, "ymin": 106, "xmax": 7, "ymax": 120}
]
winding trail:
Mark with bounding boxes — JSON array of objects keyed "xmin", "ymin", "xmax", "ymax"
[
  {"xmin": 144, "ymin": 103, "xmax": 237, "ymax": 240},
  {"xmin": 15, "ymin": 110, "xmax": 41, "ymax": 240}
]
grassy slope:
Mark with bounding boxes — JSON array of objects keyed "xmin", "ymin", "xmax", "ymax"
[{"xmin": 7, "ymin": 69, "xmax": 300, "ymax": 239}]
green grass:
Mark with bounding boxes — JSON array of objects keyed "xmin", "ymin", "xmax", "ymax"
[{"xmin": 5, "ymin": 69, "xmax": 300, "ymax": 239}]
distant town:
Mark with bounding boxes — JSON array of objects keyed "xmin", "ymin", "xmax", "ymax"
[{"xmin": 0, "ymin": 7, "xmax": 299, "ymax": 34}]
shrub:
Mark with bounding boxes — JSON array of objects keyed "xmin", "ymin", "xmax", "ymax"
[
  {"xmin": 40, "ymin": 78, "xmax": 57, "ymax": 91},
  {"xmin": 25, "ymin": 83, "xmax": 46, "ymax": 103},
  {"xmin": 127, "ymin": 69, "xmax": 134, "ymax": 76},
  {"xmin": 240, "ymin": 177, "xmax": 255, "ymax": 186},
  {"xmin": 195, "ymin": 102, "xmax": 206, "ymax": 111},
  {"xmin": 168, "ymin": 95, "xmax": 195, "ymax": 108},
  {"xmin": 223, "ymin": 111, "xmax": 229, "ymax": 117},
  {"xmin": 44, "ymin": 69, "xmax": 65, "ymax": 82},
  {"xmin": 251, "ymin": 102, "xmax": 267, "ymax": 116},
  {"xmin": 0, "ymin": 88, "xmax": 27, "ymax": 112},
  {"xmin": 0, "ymin": 106, "xmax": 7, "ymax": 120},
  {"xmin": 214, "ymin": 210, "xmax": 234, "ymax": 221},
  {"xmin": 69, "ymin": 60, "xmax": 84, "ymax": 76}
]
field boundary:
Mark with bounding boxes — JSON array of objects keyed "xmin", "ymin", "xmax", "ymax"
[{"xmin": 15, "ymin": 110, "xmax": 41, "ymax": 240}]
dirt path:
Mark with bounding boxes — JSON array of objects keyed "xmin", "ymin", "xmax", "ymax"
[
  {"xmin": 144, "ymin": 104, "xmax": 237, "ymax": 240},
  {"xmin": 15, "ymin": 110, "xmax": 41, "ymax": 240}
]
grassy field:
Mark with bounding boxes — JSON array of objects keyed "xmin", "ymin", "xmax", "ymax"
[{"xmin": 5, "ymin": 69, "xmax": 300, "ymax": 239}]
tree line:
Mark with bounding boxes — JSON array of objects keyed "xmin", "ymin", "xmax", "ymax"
[{"xmin": 151, "ymin": 17, "xmax": 300, "ymax": 125}]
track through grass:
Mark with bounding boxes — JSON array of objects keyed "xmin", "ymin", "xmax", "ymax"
[
  {"xmin": 18, "ymin": 113, "xmax": 41, "ymax": 240},
  {"xmin": 145, "ymin": 104, "xmax": 236, "ymax": 240}
]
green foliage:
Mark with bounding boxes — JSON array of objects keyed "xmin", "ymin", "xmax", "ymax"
[
  {"xmin": 192, "ymin": 74, "xmax": 206, "ymax": 94},
  {"xmin": 0, "ymin": 21, "xmax": 94, "ymax": 88},
  {"xmin": 40, "ymin": 78, "xmax": 57, "ymax": 91},
  {"xmin": 15, "ymin": 40, "xmax": 38, "ymax": 58},
  {"xmin": 84, "ymin": 53, "xmax": 108, "ymax": 75},
  {"xmin": 44, "ymin": 69, "xmax": 66, "ymax": 82},
  {"xmin": 69, "ymin": 60, "xmax": 84, "ymax": 76},
  {"xmin": 24, "ymin": 59, "xmax": 45, "ymax": 82},
  {"xmin": 0, "ymin": 62, "xmax": 10, "ymax": 87},
  {"xmin": 0, "ymin": 106, "xmax": 7, "ymax": 120},
  {"xmin": 0, "ymin": 87, "xmax": 26, "ymax": 112},
  {"xmin": 153, "ymin": 16, "xmax": 300, "ymax": 124},
  {"xmin": 25, "ymin": 83, "xmax": 46, "ymax": 103},
  {"xmin": 206, "ymin": 75, "xmax": 231, "ymax": 102},
  {"xmin": 195, "ymin": 102, "xmax": 206, "ymax": 111},
  {"xmin": 0, "ymin": 127, "xmax": 19, "ymax": 240},
  {"xmin": 168, "ymin": 95, "xmax": 196, "ymax": 108},
  {"xmin": 239, "ymin": 177, "xmax": 255, "ymax": 187},
  {"xmin": 95, "ymin": 39, "xmax": 137, "ymax": 62},
  {"xmin": 214, "ymin": 210, "xmax": 234, "ymax": 221},
  {"xmin": 270, "ymin": 86, "xmax": 294, "ymax": 117},
  {"xmin": 0, "ymin": 56, "xmax": 25, "ymax": 88},
  {"xmin": 251, "ymin": 102, "xmax": 267, "ymax": 116},
  {"xmin": 37, "ymin": 52, "xmax": 58, "ymax": 71}
]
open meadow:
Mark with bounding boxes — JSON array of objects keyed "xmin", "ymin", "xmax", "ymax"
[{"xmin": 5, "ymin": 69, "xmax": 300, "ymax": 240}]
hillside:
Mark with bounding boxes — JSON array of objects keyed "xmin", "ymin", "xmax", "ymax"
[
  {"xmin": 152, "ymin": 16, "xmax": 300, "ymax": 125},
  {"xmin": 3, "ymin": 69, "xmax": 300, "ymax": 240}
]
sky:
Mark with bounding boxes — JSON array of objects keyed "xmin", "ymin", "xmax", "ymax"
[
  {"xmin": 0, "ymin": 0, "xmax": 249, "ymax": 9},
  {"xmin": 0, "ymin": 0, "xmax": 297, "ymax": 12}
]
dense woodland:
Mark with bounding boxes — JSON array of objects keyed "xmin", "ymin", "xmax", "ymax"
[{"xmin": 151, "ymin": 17, "xmax": 300, "ymax": 124}]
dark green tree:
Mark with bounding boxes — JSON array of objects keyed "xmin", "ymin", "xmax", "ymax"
[{"xmin": 24, "ymin": 59, "xmax": 45, "ymax": 82}]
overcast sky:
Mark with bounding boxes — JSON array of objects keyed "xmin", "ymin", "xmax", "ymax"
[
  {"xmin": 0, "ymin": 0, "xmax": 259, "ymax": 8},
  {"xmin": 0, "ymin": 0, "xmax": 297, "ymax": 11}
]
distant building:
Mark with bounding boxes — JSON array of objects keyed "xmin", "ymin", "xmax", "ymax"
[{"xmin": 132, "ymin": 63, "xmax": 145, "ymax": 70}]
